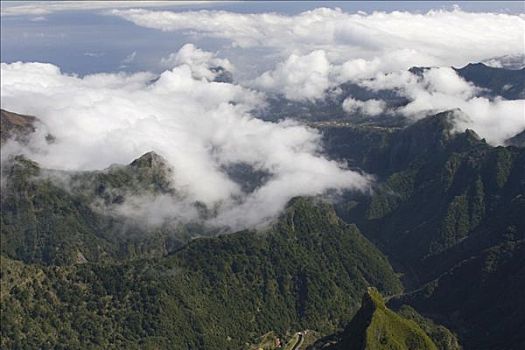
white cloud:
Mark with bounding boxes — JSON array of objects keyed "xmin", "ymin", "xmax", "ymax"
[
  {"xmin": 1, "ymin": 47, "xmax": 369, "ymax": 230},
  {"xmin": 112, "ymin": 7, "xmax": 525, "ymax": 69},
  {"xmin": 483, "ymin": 54, "xmax": 525, "ymax": 70},
  {"xmin": 342, "ymin": 97, "xmax": 386, "ymax": 116},
  {"xmin": 361, "ymin": 67, "xmax": 525, "ymax": 144},
  {"xmin": 111, "ymin": 7, "xmax": 524, "ymax": 100},
  {"xmin": 253, "ymin": 50, "xmax": 331, "ymax": 101},
  {"xmin": 161, "ymin": 43, "xmax": 233, "ymax": 80},
  {"xmin": 110, "ymin": 193, "xmax": 201, "ymax": 228},
  {"xmin": 247, "ymin": 48, "xmax": 445, "ymax": 101},
  {"xmin": 2, "ymin": 6, "xmax": 524, "ymax": 227},
  {"xmin": 1, "ymin": 1, "xmax": 216, "ymax": 17},
  {"xmin": 423, "ymin": 67, "xmax": 478, "ymax": 98}
]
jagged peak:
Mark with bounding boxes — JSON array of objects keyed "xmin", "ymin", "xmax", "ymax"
[
  {"xmin": 408, "ymin": 66, "xmax": 433, "ymax": 77},
  {"xmin": 315, "ymin": 288, "xmax": 439, "ymax": 350},
  {"xmin": 464, "ymin": 128, "xmax": 481, "ymax": 141},
  {"xmin": 408, "ymin": 110, "xmax": 459, "ymax": 136},
  {"xmin": 129, "ymin": 151, "xmax": 168, "ymax": 169},
  {"xmin": 406, "ymin": 110, "xmax": 488, "ymax": 152},
  {"xmin": 125, "ymin": 151, "xmax": 174, "ymax": 193},
  {"xmin": 386, "ymin": 110, "xmax": 474, "ymax": 168},
  {"xmin": 458, "ymin": 62, "xmax": 489, "ymax": 70}
]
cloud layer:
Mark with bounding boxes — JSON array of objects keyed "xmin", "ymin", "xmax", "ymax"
[
  {"xmin": 1, "ymin": 48, "xmax": 369, "ymax": 230},
  {"xmin": 113, "ymin": 7, "xmax": 524, "ymax": 69},
  {"xmin": 2, "ymin": 6, "xmax": 524, "ymax": 229},
  {"xmin": 360, "ymin": 67, "xmax": 525, "ymax": 144},
  {"xmin": 342, "ymin": 97, "xmax": 386, "ymax": 117},
  {"xmin": 1, "ymin": 1, "xmax": 213, "ymax": 17},
  {"xmin": 253, "ymin": 50, "xmax": 331, "ymax": 101},
  {"xmin": 111, "ymin": 7, "xmax": 524, "ymax": 107},
  {"xmin": 160, "ymin": 43, "xmax": 233, "ymax": 80}
]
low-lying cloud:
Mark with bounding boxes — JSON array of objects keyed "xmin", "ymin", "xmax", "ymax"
[
  {"xmin": 0, "ymin": 47, "xmax": 369, "ymax": 230},
  {"xmin": 160, "ymin": 43, "xmax": 233, "ymax": 80},
  {"xmin": 253, "ymin": 50, "xmax": 331, "ymax": 101},
  {"xmin": 360, "ymin": 67, "xmax": 525, "ymax": 144},
  {"xmin": 342, "ymin": 97, "xmax": 387, "ymax": 117}
]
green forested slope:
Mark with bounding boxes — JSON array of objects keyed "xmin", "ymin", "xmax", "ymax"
[
  {"xmin": 394, "ymin": 240, "xmax": 525, "ymax": 350},
  {"xmin": 0, "ymin": 198, "xmax": 402, "ymax": 349},
  {"xmin": 321, "ymin": 111, "xmax": 525, "ymax": 349},
  {"xmin": 2, "ymin": 108, "xmax": 523, "ymax": 349},
  {"xmin": 309, "ymin": 288, "xmax": 455, "ymax": 350},
  {"xmin": 0, "ymin": 153, "xmax": 197, "ymax": 266}
]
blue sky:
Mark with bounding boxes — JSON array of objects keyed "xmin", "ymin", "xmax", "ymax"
[{"xmin": 2, "ymin": 1, "xmax": 523, "ymax": 75}]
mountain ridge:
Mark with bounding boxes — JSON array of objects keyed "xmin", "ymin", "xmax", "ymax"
[{"xmin": 309, "ymin": 288, "xmax": 453, "ymax": 350}]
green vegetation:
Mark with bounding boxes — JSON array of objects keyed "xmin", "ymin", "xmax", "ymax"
[
  {"xmin": 395, "ymin": 240, "xmax": 525, "ymax": 350},
  {"xmin": 327, "ymin": 112, "xmax": 524, "ymax": 269},
  {"xmin": 454, "ymin": 63, "xmax": 525, "ymax": 100},
  {"xmin": 0, "ymin": 153, "xmax": 198, "ymax": 266},
  {"xmin": 396, "ymin": 306, "xmax": 461, "ymax": 350},
  {"xmin": 2, "ymin": 108, "xmax": 523, "ymax": 349},
  {"xmin": 248, "ymin": 331, "xmax": 281, "ymax": 350},
  {"xmin": 1, "ymin": 198, "xmax": 402, "ymax": 349},
  {"xmin": 310, "ymin": 288, "xmax": 439, "ymax": 350},
  {"xmin": 321, "ymin": 111, "xmax": 525, "ymax": 349}
]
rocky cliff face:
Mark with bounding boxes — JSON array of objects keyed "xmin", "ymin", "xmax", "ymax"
[{"xmin": 0, "ymin": 109, "xmax": 37, "ymax": 144}]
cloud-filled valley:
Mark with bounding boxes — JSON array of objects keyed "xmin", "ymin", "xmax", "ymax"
[
  {"xmin": 4, "ymin": 4, "xmax": 525, "ymax": 350},
  {"xmin": 0, "ymin": 54, "xmax": 369, "ymax": 230},
  {"xmin": 1, "ymin": 6, "xmax": 524, "ymax": 230}
]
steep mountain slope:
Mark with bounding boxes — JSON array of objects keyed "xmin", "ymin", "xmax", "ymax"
[
  {"xmin": 2, "ymin": 104, "xmax": 523, "ymax": 349},
  {"xmin": 393, "ymin": 240, "xmax": 525, "ymax": 350},
  {"xmin": 0, "ymin": 109, "xmax": 37, "ymax": 144},
  {"xmin": 454, "ymin": 63, "xmax": 525, "ymax": 100},
  {"xmin": 395, "ymin": 306, "xmax": 461, "ymax": 350},
  {"xmin": 309, "ymin": 288, "xmax": 450, "ymax": 350},
  {"xmin": 1, "ymin": 198, "xmax": 402, "ymax": 349},
  {"xmin": 322, "ymin": 111, "xmax": 524, "ymax": 270},
  {"xmin": 0, "ymin": 153, "xmax": 195, "ymax": 265},
  {"xmin": 0, "ymin": 110, "xmax": 404, "ymax": 349},
  {"xmin": 319, "ymin": 111, "xmax": 525, "ymax": 349},
  {"xmin": 506, "ymin": 129, "xmax": 525, "ymax": 148}
]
